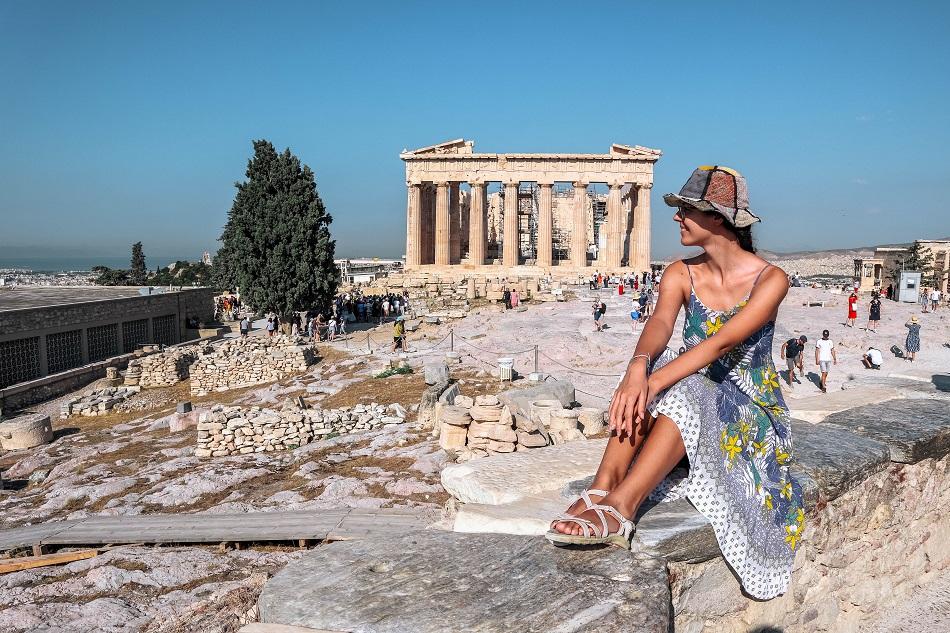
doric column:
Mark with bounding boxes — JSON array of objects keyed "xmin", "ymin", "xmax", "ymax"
[
  {"xmin": 503, "ymin": 181, "xmax": 519, "ymax": 267},
  {"xmin": 605, "ymin": 182, "xmax": 623, "ymax": 269},
  {"xmin": 435, "ymin": 182, "xmax": 450, "ymax": 266},
  {"xmin": 571, "ymin": 182, "xmax": 589, "ymax": 268},
  {"xmin": 468, "ymin": 182, "xmax": 487, "ymax": 266},
  {"xmin": 537, "ymin": 182, "xmax": 553, "ymax": 268},
  {"xmin": 406, "ymin": 182, "xmax": 422, "ymax": 268},
  {"xmin": 630, "ymin": 183, "xmax": 652, "ymax": 272},
  {"xmin": 450, "ymin": 183, "xmax": 461, "ymax": 264}
]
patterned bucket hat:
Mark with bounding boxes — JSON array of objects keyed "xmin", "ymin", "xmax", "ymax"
[{"xmin": 663, "ymin": 165, "xmax": 761, "ymax": 228}]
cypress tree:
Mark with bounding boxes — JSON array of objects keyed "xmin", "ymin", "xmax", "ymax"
[
  {"xmin": 130, "ymin": 242, "xmax": 147, "ymax": 285},
  {"xmin": 218, "ymin": 140, "xmax": 338, "ymax": 316}
]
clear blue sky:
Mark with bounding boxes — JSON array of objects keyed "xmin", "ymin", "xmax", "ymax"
[{"xmin": 2, "ymin": 1, "xmax": 949, "ymax": 262}]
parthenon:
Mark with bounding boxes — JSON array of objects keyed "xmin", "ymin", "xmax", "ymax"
[{"xmin": 401, "ymin": 139, "xmax": 661, "ymax": 272}]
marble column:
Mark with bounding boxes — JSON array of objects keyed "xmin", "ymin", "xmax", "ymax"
[
  {"xmin": 571, "ymin": 182, "xmax": 589, "ymax": 268},
  {"xmin": 503, "ymin": 181, "xmax": 519, "ymax": 267},
  {"xmin": 421, "ymin": 185, "xmax": 435, "ymax": 264},
  {"xmin": 460, "ymin": 188, "xmax": 470, "ymax": 259},
  {"xmin": 537, "ymin": 182, "xmax": 553, "ymax": 268},
  {"xmin": 468, "ymin": 182, "xmax": 487, "ymax": 266},
  {"xmin": 605, "ymin": 182, "xmax": 623, "ymax": 269},
  {"xmin": 450, "ymin": 183, "xmax": 461, "ymax": 264},
  {"xmin": 630, "ymin": 183, "xmax": 652, "ymax": 272},
  {"xmin": 435, "ymin": 182, "xmax": 450, "ymax": 266},
  {"xmin": 405, "ymin": 182, "xmax": 422, "ymax": 268}
]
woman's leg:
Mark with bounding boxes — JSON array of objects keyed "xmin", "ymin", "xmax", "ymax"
[
  {"xmin": 554, "ymin": 414, "xmax": 686, "ymax": 536},
  {"xmin": 551, "ymin": 420, "xmax": 653, "ymax": 531}
]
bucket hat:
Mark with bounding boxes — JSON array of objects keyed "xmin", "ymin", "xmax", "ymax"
[{"xmin": 664, "ymin": 165, "xmax": 761, "ymax": 228}]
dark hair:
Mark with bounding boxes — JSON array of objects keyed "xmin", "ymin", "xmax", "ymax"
[{"xmin": 723, "ymin": 219, "xmax": 756, "ymax": 253}]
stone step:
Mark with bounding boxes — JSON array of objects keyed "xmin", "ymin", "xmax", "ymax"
[{"xmin": 258, "ymin": 532, "xmax": 671, "ymax": 632}]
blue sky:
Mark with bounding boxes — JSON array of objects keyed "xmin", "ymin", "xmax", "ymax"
[{"xmin": 1, "ymin": 1, "xmax": 949, "ymax": 262}]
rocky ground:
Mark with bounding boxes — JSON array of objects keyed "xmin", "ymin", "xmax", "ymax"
[{"xmin": 2, "ymin": 279, "xmax": 949, "ymax": 632}]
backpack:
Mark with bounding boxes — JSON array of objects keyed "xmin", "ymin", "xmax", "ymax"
[{"xmin": 599, "ymin": 302, "xmax": 607, "ymax": 314}]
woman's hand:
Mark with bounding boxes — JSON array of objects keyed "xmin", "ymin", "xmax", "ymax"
[{"xmin": 608, "ymin": 358, "xmax": 651, "ymax": 438}]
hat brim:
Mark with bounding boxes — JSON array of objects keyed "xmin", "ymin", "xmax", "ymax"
[{"xmin": 663, "ymin": 193, "xmax": 761, "ymax": 228}]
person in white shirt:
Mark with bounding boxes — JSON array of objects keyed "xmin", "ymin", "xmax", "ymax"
[
  {"xmin": 931, "ymin": 288, "xmax": 941, "ymax": 311},
  {"xmin": 814, "ymin": 329, "xmax": 837, "ymax": 393},
  {"xmin": 862, "ymin": 347, "xmax": 883, "ymax": 370}
]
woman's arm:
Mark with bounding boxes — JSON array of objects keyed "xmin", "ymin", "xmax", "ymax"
[
  {"xmin": 608, "ymin": 261, "xmax": 688, "ymax": 435},
  {"xmin": 647, "ymin": 267, "xmax": 789, "ymax": 396}
]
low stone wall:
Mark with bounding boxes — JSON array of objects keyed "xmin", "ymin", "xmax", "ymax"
[
  {"xmin": 373, "ymin": 272, "xmax": 566, "ymax": 315},
  {"xmin": 196, "ymin": 401, "xmax": 407, "ymax": 457},
  {"xmin": 126, "ymin": 343, "xmax": 210, "ymax": 388},
  {"xmin": 189, "ymin": 335, "xmax": 316, "ymax": 396},
  {"xmin": 60, "ymin": 386, "xmax": 141, "ymax": 417}
]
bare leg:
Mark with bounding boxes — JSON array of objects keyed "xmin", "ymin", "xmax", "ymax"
[
  {"xmin": 555, "ymin": 414, "xmax": 686, "ymax": 535},
  {"xmin": 551, "ymin": 420, "xmax": 653, "ymax": 532}
]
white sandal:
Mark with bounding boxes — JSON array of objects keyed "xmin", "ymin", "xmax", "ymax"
[
  {"xmin": 548, "ymin": 488, "xmax": 609, "ymax": 531},
  {"xmin": 545, "ymin": 502, "xmax": 635, "ymax": 549}
]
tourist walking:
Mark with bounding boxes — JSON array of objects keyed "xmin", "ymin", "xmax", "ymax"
[
  {"xmin": 905, "ymin": 315, "xmax": 921, "ymax": 361},
  {"xmin": 391, "ymin": 315, "xmax": 408, "ymax": 352},
  {"xmin": 618, "ymin": 279, "xmax": 625, "ymax": 295},
  {"xmin": 846, "ymin": 291, "xmax": 858, "ymax": 327},
  {"xmin": 815, "ymin": 329, "xmax": 836, "ymax": 392},
  {"xmin": 511, "ymin": 288, "xmax": 520, "ymax": 308},
  {"xmin": 239, "ymin": 316, "xmax": 250, "ymax": 337},
  {"xmin": 548, "ymin": 165, "xmax": 804, "ymax": 600},
  {"xmin": 780, "ymin": 335, "xmax": 807, "ymax": 387},
  {"xmin": 867, "ymin": 293, "xmax": 882, "ymax": 331},
  {"xmin": 930, "ymin": 287, "xmax": 942, "ymax": 311},
  {"xmin": 265, "ymin": 317, "xmax": 276, "ymax": 337},
  {"xmin": 592, "ymin": 300, "xmax": 605, "ymax": 332},
  {"xmin": 327, "ymin": 315, "xmax": 337, "ymax": 342},
  {"xmin": 886, "ymin": 283, "xmax": 894, "ymax": 300}
]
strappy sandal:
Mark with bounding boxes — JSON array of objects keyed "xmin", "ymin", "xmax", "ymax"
[
  {"xmin": 548, "ymin": 488, "xmax": 608, "ymax": 531},
  {"xmin": 545, "ymin": 502, "xmax": 635, "ymax": 549}
]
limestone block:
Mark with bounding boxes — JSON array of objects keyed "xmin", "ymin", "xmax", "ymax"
[
  {"xmin": 454, "ymin": 395, "xmax": 474, "ymax": 409},
  {"xmin": 487, "ymin": 424, "xmax": 517, "ymax": 443},
  {"xmin": 576, "ymin": 407, "xmax": 606, "ymax": 435},
  {"xmin": 439, "ymin": 406, "xmax": 472, "ymax": 427},
  {"xmin": 0, "ymin": 414, "xmax": 54, "ymax": 450},
  {"xmin": 467, "ymin": 421, "xmax": 498, "ymax": 439},
  {"xmin": 257, "ymin": 532, "xmax": 672, "ymax": 633},
  {"xmin": 469, "ymin": 404, "xmax": 503, "ymax": 422},
  {"xmin": 529, "ymin": 399, "xmax": 563, "ymax": 427},
  {"xmin": 487, "ymin": 440, "xmax": 516, "ymax": 453},
  {"xmin": 548, "ymin": 409, "xmax": 579, "ymax": 432},
  {"xmin": 474, "ymin": 395, "xmax": 500, "ymax": 406},
  {"xmin": 500, "ymin": 380, "xmax": 575, "ymax": 419},
  {"xmin": 438, "ymin": 382, "xmax": 461, "ymax": 405},
  {"xmin": 439, "ymin": 423, "xmax": 468, "ymax": 451},
  {"xmin": 424, "ymin": 362, "xmax": 450, "ymax": 386},
  {"xmin": 517, "ymin": 431, "xmax": 549, "ymax": 448}
]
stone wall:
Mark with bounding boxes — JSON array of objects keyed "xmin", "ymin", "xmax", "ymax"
[
  {"xmin": 196, "ymin": 401, "xmax": 407, "ymax": 457},
  {"xmin": 60, "ymin": 386, "xmax": 141, "ymax": 417},
  {"xmin": 126, "ymin": 343, "xmax": 210, "ymax": 388},
  {"xmin": 671, "ymin": 455, "xmax": 950, "ymax": 633},
  {"xmin": 189, "ymin": 335, "xmax": 317, "ymax": 396}
]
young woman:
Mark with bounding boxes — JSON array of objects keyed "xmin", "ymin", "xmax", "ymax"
[
  {"xmin": 846, "ymin": 291, "xmax": 858, "ymax": 327},
  {"xmin": 547, "ymin": 166, "xmax": 805, "ymax": 600},
  {"xmin": 867, "ymin": 293, "xmax": 882, "ymax": 331},
  {"xmin": 905, "ymin": 315, "xmax": 921, "ymax": 361}
]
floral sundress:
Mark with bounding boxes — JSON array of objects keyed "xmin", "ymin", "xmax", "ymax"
[{"xmin": 647, "ymin": 266, "xmax": 806, "ymax": 600}]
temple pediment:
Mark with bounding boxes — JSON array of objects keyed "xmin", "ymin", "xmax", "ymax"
[
  {"xmin": 401, "ymin": 139, "xmax": 474, "ymax": 157},
  {"xmin": 610, "ymin": 143, "xmax": 663, "ymax": 159}
]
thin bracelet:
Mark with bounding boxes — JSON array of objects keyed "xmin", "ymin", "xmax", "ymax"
[{"xmin": 631, "ymin": 353, "xmax": 651, "ymax": 366}]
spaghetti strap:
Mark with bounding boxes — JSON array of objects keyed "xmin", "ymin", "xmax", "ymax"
[
  {"xmin": 683, "ymin": 260, "xmax": 695, "ymax": 288},
  {"xmin": 751, "ymin": 264, "xmax": 772, "ymax": 288}
]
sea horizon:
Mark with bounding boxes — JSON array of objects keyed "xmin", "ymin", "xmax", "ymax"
[{"xmin": 0, "ymin": 255, "xmax": 200, "ymax": 273}]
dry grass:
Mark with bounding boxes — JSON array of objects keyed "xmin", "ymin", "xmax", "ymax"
[{"xmin": 320, "ymin": 372, "xmax": 428, "ymax": 411}]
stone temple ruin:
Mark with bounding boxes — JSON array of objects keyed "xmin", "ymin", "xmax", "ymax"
[{"xmin": 401, "ymin": 139, "xmax": 660, "ymax": 272}]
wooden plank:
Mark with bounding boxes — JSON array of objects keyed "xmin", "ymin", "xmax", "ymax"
[{"xmin": 0, "ymin": 549, "xmax": 99, "ymax": 574}]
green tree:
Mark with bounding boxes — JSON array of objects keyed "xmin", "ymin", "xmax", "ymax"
[
  {"xmin": 890, "ymin": 241, "xmax": 935, "ymax": 287},
  {"xmin": 94, "ymin": 267, "xmax": 130, "ymax": 286},
  {"xmin": 130, "ymin": 242, "xmax": 147, "ymax": 285},
  {"xmin": 218, "ymin": 140, "xmax": 338, "ymax": 315}
]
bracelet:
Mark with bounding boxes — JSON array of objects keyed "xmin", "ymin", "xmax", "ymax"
[{"xmin": 630, "ymin": 353, "xmax": 651, "ymax": 367}]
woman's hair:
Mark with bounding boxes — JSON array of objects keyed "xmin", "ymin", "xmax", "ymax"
[{"xmin": 720, "ymin": 216, "xmax": 756, "ymax": 253}]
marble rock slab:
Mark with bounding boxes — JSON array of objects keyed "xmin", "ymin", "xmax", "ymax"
[
  {"xmin": 822, "ymin": 399, "xmax": 950, "ymax": 464},
  {"xmin": 258, "ymin": 531, "xmax": 671, "ymax": 633}
]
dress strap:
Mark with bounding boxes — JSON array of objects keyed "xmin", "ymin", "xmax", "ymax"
[
  {"xmin": 684, "ymin": 260, "xmax": 696, "ymax": 289},
  {"xmin": 751, "ymin": 264, "xmax": 772, "ymax": 289}
]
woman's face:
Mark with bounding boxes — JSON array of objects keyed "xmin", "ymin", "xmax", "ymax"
[{"xmin": 673, "ymin": 205, "xmax": 721, "ymax": 247}]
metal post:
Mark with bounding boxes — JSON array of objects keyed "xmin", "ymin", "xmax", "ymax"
[
  {"xmin": 534, "ymin": 345, "xmax": 539, "ymax": 374},
  {"xmin": 450, "ymin": 329, "xmax": 454, "ymax": 351},
  {"xmin": 367, "ymin": 332, "xmax": 372, "ymax": 354}
]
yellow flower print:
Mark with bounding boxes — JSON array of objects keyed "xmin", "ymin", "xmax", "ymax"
[
  {"xmin": 738, "ymin": 419, "xmax": 752, "ymax": 438},
  {"xmin": 751, "ymin": 439, "xmax": 768, "ymax": 457},
  {"xmin": 785, "ymin": 523, "xmax": 801, "ymax": 550},
  {"xmin": 705, "ymin": 316, "xmax": 724, "ymax": 335},
  {"xmin": 737, "ymin": 299, "xmax": 749, "ymax": 310},
  {"xmin": 775, "ymin": 447, "xmax": 791, "ymax": 466},
  {"xmin": 721, "ymin": 432, "xmax": 742, "ymax": 463},
  {"xmin": 796, "ymin": 508, "xmax": 805, "ymax": 526},
  {"xmin": 760, "ymin": 368, "xmax": 780, "ymax": 391},
  {"xmin": 781, "ymin": 481, "xmax": 793, "ymax": 499},
  {"xmin": 763, "ymin": 492, "xmax": 774, "ymax": 510}
]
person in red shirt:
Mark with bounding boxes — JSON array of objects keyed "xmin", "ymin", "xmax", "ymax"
[{"xmin": 847, "ymin": 292, "xmax": 858, "ymax": 327}]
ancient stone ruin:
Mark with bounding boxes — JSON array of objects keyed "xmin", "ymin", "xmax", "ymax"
[
  {"xmin": 125, "ymin": 343, "xmax": 210, "ymax": 388},
  {"xmin": 189, "ymin": 335, "xmax": 317, "ymax": 396},
  {"xmin": 196, "ymin": 401, "xmax": 407, "ymax": 457},
  {"xmin": 0, "ymin": 413, "xmax": 54, "ymax": 450},
  {"xmin": 60, "ymin": 386, "xmax": 141, "ymax": 417}
]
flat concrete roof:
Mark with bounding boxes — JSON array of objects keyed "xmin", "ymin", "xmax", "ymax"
[{"xmin": 0, "ymin": 286, "xmax": 180, "ymax": 311}]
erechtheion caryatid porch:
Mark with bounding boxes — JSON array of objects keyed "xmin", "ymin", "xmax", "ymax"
[{"xmin": 401, "ymin": 139, "xmax": 661, "ymax": 272}]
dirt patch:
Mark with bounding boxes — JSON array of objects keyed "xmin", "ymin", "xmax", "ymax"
[{"xmin": 320, "ymin": 372, "xmax": 427, "ymax": 411}]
